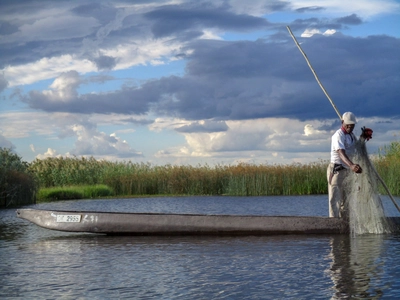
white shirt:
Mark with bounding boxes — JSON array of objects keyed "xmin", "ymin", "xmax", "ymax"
[{"xmin": 330, "ymin": 128, "xmax": 356, "ymax": 166}]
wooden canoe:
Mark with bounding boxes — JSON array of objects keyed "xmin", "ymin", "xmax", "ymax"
[
  {"xmin": 16, "ymin": 208, "xmax": 349, "ymax": 235},
  {"xmin": 16, "ymin": 209, "xmax": 400, "ymax": 235}
]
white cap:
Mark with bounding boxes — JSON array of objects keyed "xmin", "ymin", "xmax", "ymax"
[{"xmin": 342, "ymin": 112, "xmax": 357, "ymax": 124}]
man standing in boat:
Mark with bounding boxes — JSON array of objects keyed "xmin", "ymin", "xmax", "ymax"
[{"xmin": 327, "ymin": 112, "xmax": 372, "ymax": 218}]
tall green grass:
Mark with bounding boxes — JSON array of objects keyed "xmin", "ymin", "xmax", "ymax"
[
  {"xmin": 29, "ymin": 157, "xmax": 329, "ymax": 197},
  {"xmin": 374, "ymin": 140, "xmax": 400, "ymax": 196},
  {"xmin": 224, "ymin": 162, "xmax": 327, "ymax": 196},
  {"xmin": 37, "ymin": 185, "xmax": 113, "ymax": 202},
  {"xmin": 25, "ymin": 140, "xmax": 400, "ymax": 200}
]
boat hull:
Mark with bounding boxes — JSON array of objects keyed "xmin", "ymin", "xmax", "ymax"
[
  {"xmin": 16, "ymin": 208, "xmax": 353, "ymax": 235},
  {"xmin": 17, "ymin": 208, "xmax": 400, "ymax": 235}
]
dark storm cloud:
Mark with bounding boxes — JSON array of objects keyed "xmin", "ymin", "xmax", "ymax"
[
  {"xmin": 184, "ymin": 39, "xmax": 302, "ymax": 79},
  {"xmin": 0, "ymin": 1, "xmax": 273, "ymax": 70},
  {"xmin": 335, "ymin": 14, "xmax": 362, "ymax": 25},
  {"xmin": 4, "ymin": 1, "xmax": 400, "ymax": 124},
  {"xmin": 265, "ymin": 1, "xmax": 291, "ymax": 11},
  {"xmin": 288, "ymin": 14, "xmax": 363, "ymax": 33},
  {"xmin": 91, "ymin": 55, "xmax": 117, "ymax": 70},
  {"xmin": 296, "ymin": 6, "xmax": 325, "ymax": 13},
  {"xmin": 144, "ymin": 3, "xmax": 270, "ymax": 38},
  {"xmin": 25, "ymin": 84, "xmax": 152, "ymax": 115},
  {"xmin": 0, "ymin": 21, "xmax": 19, "ymax": 35},
  {"xmin": 289, "ymin": 18, "xmax": 343, "ymax": 32},
  {"xmin": 0, "ymin": 1, "xmax": 123, "ymax": 69},
  {"xmin": 0, "ymin": 0, "xmax": 62, "ymax": 15},
  {"xmin": 0, "ymin": 39, "xmax": 83, "ymax": 69},
  {"xmin": 71, "ymin": 2, "xmax": 118, "ymax": 24},
  {"xmin": 21, "ymin": 33, "xmax": 400, "ymax": 121},
  {"xmin": 0, "ymin": 74, "xmax": 8, "ymax": 92}
]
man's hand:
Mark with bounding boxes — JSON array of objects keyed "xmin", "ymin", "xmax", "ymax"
[
  {"xmin": 351, "ymin": 164, "xmax": 362, "ymax": 173},
  {"xmin": 338, "ymin": 149, "xmax": 362, "ymax": 173}
]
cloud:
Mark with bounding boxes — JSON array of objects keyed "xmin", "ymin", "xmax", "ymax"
[
  {"xmin": 301, "ymin": 28, "xmax": 337, "ymax": 37},
  {"xmin": 0, "ymin": 110, "xmax": 145, "ymax": 160},
  {"xmin": 296, "ymin": 6, "xmax": 325, "ymax": 13},
  {"xmin": 0, "ymin": 111, "xmax": 56, "ymax": 138},
  {"xmin": 289, "ymin": 17, "xmax": 343, "ymax": 33},
  {"xmin": 18, "ymin": 15, "xmax": 99, "ymax": 42},
  {"xmin": 291, "ymin": 0, "xmax": 400, "ymax": 18},
  {"xmin": 4, "ymin": 55, "xmax": 95, "ymax": 86},
  {"xmin": 0, "ymin": 1, "xmax": 184, "ymax": 85},
  {"xmin": 153, "ymin": 117, "xmax": 333, "ymax": 164},
  {"xmin": 45, "ymin": 70, "xmax": 81, "ymax": 100},
  {"xmin": 0, "ymin": 133, "xmax": 15, "ymax": 150},
  {"xmin": 144, "ymin": 2, "xmax": 271, "ymax": 38},
  {"xmin": 2, "ymin": 0, "xmax": 396, "ymax": 88},
  {"xmin": 3, "ymin": 36, "xmax": 185, "ymax": 86},
  {"xmin": 71, "ymin": 2, "xmax": 118, "ymax": 24},
  {"xmin": 91, "ymin": 55, "xmax": 117, "ymax": 70},
  {"xmin": 23, "ymin": 72, "xmax": 155, "ymax": 114},
  {"xmin": 69, "ymin": 124, "xmax": 142, "ymax": 158},
  {"xmin": 0, "ymin": 21, "xmax": 19, "ymax": 35},
  {"xmin": 0, "ymin": 74, "xmax": 8, "ymax": 92},
  {"xmin": 153, "ymin": 115, "xmax": 400, "ymax": 165},
  {"xmin": 225, "ymin": 0, "xmax": 291, "ymax": 16},
  {"xmin": 1, "ymin": 0, "xmax": 400, "ymax": 164},
  {"xmin": 35, "ymin": 148, "xmax": 60, "ymax": 160},
  {"xmin": 18, "ymin": 32, "xmax": 400, "ymax": 122},
  {"xmin": 175, "ymin": 120, "xmax": 229, "ymax": 133},
  {"xmin": 335, "ymin": 13, "xmax": 362, "ymax": 25}
]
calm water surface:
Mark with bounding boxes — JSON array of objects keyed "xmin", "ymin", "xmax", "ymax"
[{"xmin": 1, "ymin": 195, "xmax": 400, "ymax": 299}]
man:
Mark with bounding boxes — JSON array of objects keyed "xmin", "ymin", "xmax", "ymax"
[{"xmin": 327, "ymin": 112, "xmax": 363, "ymax": 218}]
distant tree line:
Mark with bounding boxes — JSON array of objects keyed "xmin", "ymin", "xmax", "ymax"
[{"xmin": 0, "ymin": 148, "xmax": 36, "ymax": 207}]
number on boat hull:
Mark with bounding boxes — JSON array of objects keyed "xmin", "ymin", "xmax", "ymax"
[{"xmin": 56, "ymin": 215, "xmax": 81, "ymax": 223}]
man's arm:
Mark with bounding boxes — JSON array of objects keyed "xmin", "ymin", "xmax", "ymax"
[{"xmin": 338, "ymin": 149, "xmax": 362, "ymax": 173}]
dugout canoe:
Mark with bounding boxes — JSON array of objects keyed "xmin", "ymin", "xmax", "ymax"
[
  {"xmin": 17, "ymin": 208, "xmax": 349, "ymax": 235},
  {"xmin": 16, "ymin": 209, "xmax": 400, "ymax": 235}
]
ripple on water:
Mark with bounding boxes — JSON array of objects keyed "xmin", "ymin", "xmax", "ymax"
[{"xmin": 1, "ymin": 197, "xmax": 400, "ymax": 299}]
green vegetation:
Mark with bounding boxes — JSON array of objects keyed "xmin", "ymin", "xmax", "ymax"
[
  {"xmin": 0, "ymin": 148, "xmax": 36, "ymax": 207},
  {"xmin": 2, "ymin": 140, "xmax": 400, "ymax": 205},
  {"xmin": 375, "ymin": 140, "xmax": 400, "ymax": 196},
  {"xmin": 28, "ymin": 157, "xmax": 329, "ymax": 201},
  {"xmin": 37, "ymin": 185, "xmax": 113, "ymax": 202}
]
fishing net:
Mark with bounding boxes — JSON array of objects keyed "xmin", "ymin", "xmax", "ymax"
[{"xmin": 344, "ymin": 140, "xmax": 393, "ymax": 235}]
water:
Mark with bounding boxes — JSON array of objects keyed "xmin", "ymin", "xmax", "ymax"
[{"xmin": 1, "ymin": 195, "xmax": 400, "ymax": 299}]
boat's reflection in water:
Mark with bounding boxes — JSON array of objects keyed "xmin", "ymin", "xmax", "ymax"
[
  {"xmin": 2, "ymin": 195, "xmax": 400, "ymax": 299},
  {"xmin": 23, "ymin": 233, "xmax": 395, "ymax": 299}
]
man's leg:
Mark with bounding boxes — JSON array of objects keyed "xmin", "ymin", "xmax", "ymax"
[
  {"xmin": 327, "ymin": 164, "xmax": 346, "ymax": 218},
  {"xmin": 339, "ymin": 172, "xmax": 350, "ymax": 221}
]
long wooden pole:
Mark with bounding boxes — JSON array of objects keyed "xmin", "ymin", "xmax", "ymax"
[
  {"xmin": 286, "ymin": 26, "xmax": 342, "ymax": 119},
  {"xmin": 286, "ymin": 26, "xmax": 400, "ymax": 213}
]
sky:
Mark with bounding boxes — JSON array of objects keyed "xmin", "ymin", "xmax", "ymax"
[{"xmin": 0, "ymin": 0, "xmax": 399, "ymax": 166}]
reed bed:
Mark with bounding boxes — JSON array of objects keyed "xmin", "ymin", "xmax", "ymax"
[
  {"xmin": 29, "ymin": 157, "xmax": 329, "ymax": 198},
  {"xmin": 374, "ymin": 140, "xmax": 400, "ymax": 196},
  {"xmin": 37, "ymin": 185, "xmax": 113, "ymax": 202},
  {"xmin": 4, "ymin": 139, "xmax": 400, "ymax": 204},
  {"xmin": 4, "ymin": 140, "xmax": 399, "ymax": 205}
]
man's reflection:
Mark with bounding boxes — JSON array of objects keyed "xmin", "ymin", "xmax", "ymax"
[{"xmin": 328, "ymin": 234, "xmax": 388, "ymax": 299}]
